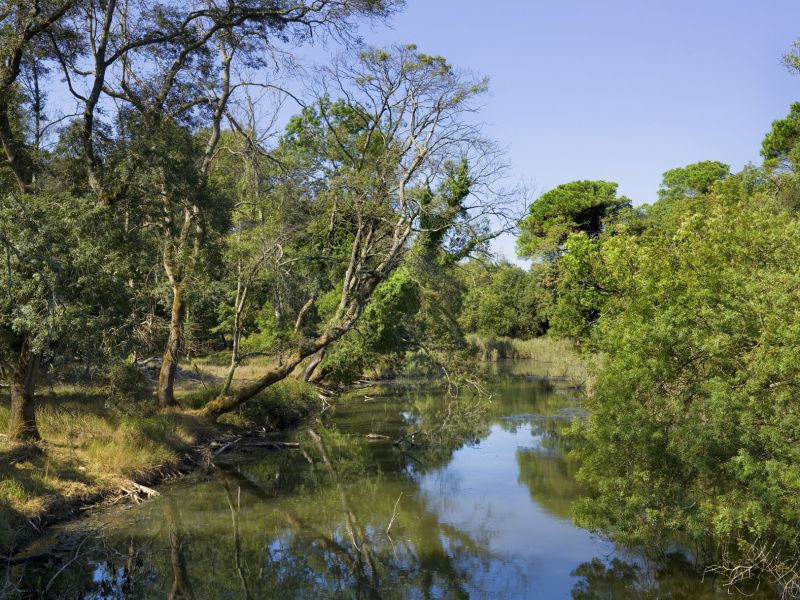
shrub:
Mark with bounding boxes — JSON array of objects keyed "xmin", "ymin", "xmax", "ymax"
[{"xmin": 238, "ymin": 380, "xmax": 321, "ymax": 430}]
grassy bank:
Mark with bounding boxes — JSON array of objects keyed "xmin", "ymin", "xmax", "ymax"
[
  {"xmin": 0, "ymin": 375, "xmax": 320, "ymax": 558},
  {"xmin": 467, "ymin": 335, "xmax": 590, "ymax": 385}
]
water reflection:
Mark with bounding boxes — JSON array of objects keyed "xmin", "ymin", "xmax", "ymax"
[
  {"xmin": 7, "ymin": 363, "xmax": 780, "ymax": 598},
  {"xmin": 516, "ymin": 422, "xmax": 580, "ymax": 521},
  {"xmin": 570, "ymin": 553, "xmax": 775, "ymax": 599}
]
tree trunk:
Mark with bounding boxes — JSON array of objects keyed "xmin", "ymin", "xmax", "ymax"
[
  {"xmin": 302, "ymin": 349, "xmax": 326, "ymax": 382},
  {"xmin": 157, "ymin": 284, "xmax": 185, "ymax": 407},
  {"xmin": 199, "ymin": 355, "xmax": 303, "ymax": 419},
  {"xmin": 198, "ymin": 305, "xmax": 361, "ymax": 419},
  {"xmin": 8, "ymin": 340, "xmax": 39, "ymax": 442}
]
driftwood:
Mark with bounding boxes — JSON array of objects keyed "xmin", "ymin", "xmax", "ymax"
[
  {"xmin": 114, "ymin": 482, "xmax": 160, "ymax": 504},
  {"xmin": 241, "ymin": 441, "xmax": 300, "ymax": 450}
]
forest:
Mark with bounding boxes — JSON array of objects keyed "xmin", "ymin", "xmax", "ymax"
[{"xmin": 1, "ymin": 1, "xmax": 800, "ymax": 598}]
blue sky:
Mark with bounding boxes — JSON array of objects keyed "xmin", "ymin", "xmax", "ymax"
[{"xmin": 347, "ymin": 0, "xmax": 800, "ymax": 262}]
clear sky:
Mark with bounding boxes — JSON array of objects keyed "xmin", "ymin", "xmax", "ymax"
[{"xmin": 348, "ymin": 0, "xmax": 800, "ymax": 262}]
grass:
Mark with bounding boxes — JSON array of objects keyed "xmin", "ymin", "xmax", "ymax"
[
  {"xmin": 0, "ymin": 389, "xmax": 215, "ymax": 553},
  {"xmin": 0, "ymin": 363, "xmax": 320, "ymax": 557},
  {"xmin": 467, "ymin": 334, "xmax": 590, "ymax": 386}
]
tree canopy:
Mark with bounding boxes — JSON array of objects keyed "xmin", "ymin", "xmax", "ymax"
[{"xmin": 516, "ymin": 180, "xmax": 630, "ymax": 261}]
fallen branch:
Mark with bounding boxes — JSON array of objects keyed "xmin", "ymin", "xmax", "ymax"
[
  {"xmin": 386, "ymin": 492, "xmax": 402, "ymax": 534},
  {"xmin": 241, "ymin": 441, "xmax": 299, "ymax": 450}
]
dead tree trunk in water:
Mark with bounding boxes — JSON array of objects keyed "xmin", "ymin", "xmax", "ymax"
[{"xmin": 8, "ymin": 338, "xmax": 39, "ymax": 442}]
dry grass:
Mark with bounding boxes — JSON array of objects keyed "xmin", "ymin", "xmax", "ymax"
[
  {"xmin": 468, "ymin": 335, "xmax": 590, "ymax": 386},
  {"xmin": 0, "ymin": 359, "xmax": 319, "ymax": 556},
  {"xmin": 0, "ymin": 385, "xmax": 216, "ymax": 554},
  {"xmin": 174, "ymin": 355, "xmax": 278, "ymax": 394}
]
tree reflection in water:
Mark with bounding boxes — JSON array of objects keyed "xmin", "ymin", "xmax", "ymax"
[
  {"xmin": 570, "ymin": 554, "xmax": 777, "ymax": 599},
  {"xmin": 20, "ymin": 425, "xmax": 529, "ymax": 598},
  {"xmin": 516, "ymin": 421, "xmax": 580, "ymax": 521},
  {"xmin": 11, "ymin": 371, "xmax": 770, "ymax": 598}
]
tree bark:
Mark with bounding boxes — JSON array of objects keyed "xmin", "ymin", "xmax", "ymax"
[
  {"xmin": 302, "ymin": 349, "xmax": 326, "ymax": 382},
  {"xmin": 198, "ymin": 303, "xmax": 363, "ymax": 419},
  {"xmin": 8, "ymin": 339, "xmax": 39, "ymax": 442},
  {"xmin": 157, "ymin": 284, "xmax": 185, "ymax": 407}
]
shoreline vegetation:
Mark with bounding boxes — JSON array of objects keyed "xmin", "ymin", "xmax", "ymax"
[
  {"xmin": 0, "ymin": 370, "xmax": 322, "ymax": 561},
  {"xmin": 466, "ymin": 335, "xmax": 590, "ymax": 388},
  {"xmin": 0, "ymin": 337, "xmax": 584, "ymax": 561}
]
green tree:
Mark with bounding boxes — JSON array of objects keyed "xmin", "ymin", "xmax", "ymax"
[
  {"xmin": 198, "ymin": 44, "xmax": 509, "ymax": 418},
  {"xmin": 0, "ymin": 194, "xmax": 128, "ymax": 440},
  {"xmin": 761, "ymin": 102, "xmax": 800, "ymax": 172},
  {"xmin": 517, "ymin": 180, "xmax": 630, "ymax": 261},
  {"xmin": 459, "ymin": 262, "xmax": 544, "ymax": 339},
  {"xmin": 571, "ymin": 170, "xmax": 800, "ymax": 588},
  {"xmin": 657, "ymin": 160, "xmax": 730, "ymax": 200}
]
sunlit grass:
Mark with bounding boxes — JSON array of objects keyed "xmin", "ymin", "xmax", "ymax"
[
  {"xmin": 0, "ymin": 387, "xmax": 215, "ymax": 554},
  {"xmin": 0, "ymin": 368, "xmax": 321, "ymax": 554},
  {"xmin": 467, "ymin": 335, "xmax": 590, "ymax": 385}
]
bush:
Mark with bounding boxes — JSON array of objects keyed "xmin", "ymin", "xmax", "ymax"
[
  {"xmin": 238, "ymin": 380, "xmax": 321, "ymax": 430},
  {"xmin": 107, "ymin": 361, "xmax": 152, "ymax": 415}
]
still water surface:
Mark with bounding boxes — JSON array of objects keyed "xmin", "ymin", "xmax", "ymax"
[{"xmin": 14, "ymin": 362, "xmax": 776, "ymax": 598}]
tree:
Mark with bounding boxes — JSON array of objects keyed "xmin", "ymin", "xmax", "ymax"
[
  {"xmin": 571, "ymin": 170, "xmax": 800, "ymax": 589},
  {"xmin": 516, "ymin": 180, "xmax": 630, "ymax": 261},
  {"xmin": 0, "ymin": 193, "xmax": 128, "ymax": 440},
  {"xmin": 0, "ymin": 0, "xmax": 401, "ymax": 436},
  {"xmin": 657, "ymin": 160, "xmax": 730, "ymax": 201},
  {"xmin": 0, "ymin": 0, "xmax": 82, "ymax": 441},
  {"xmin": 49, "ymin": 0, "xmax": 401, "ymax": 407},
  {"xmin": 783, "ymin": 39, "xmax": 800, "ymax": 74},
  {"xmin": 762, "ymin": 102, "xmax": 800, "ymax": 172},
  {"xmin": 197, "ymin": 44, "xmax": 511, "ymax": 418},
  {"xmin": 458, "ymin": 262, "xmax": 544, "ymax": 339}
]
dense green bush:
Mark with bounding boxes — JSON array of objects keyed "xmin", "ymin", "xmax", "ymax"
[
  {"xmin": 569, "ymin": 172, "xmax": 800, "ymax": 586},
  {"xmin": 238, "ymin": 380, "xmax": 321, "ymax": 430}
]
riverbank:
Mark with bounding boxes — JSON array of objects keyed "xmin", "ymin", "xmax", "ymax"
[
  {"xmin": 0, "ymin": 377, "xmax": 321, "ymax": 561},
  {"xmin": 0, "ymin": 338, "xmax": 588, "ymax": 563},
  {"xmin": 467, "ymin": 335, "xmax": 590, "ymax": 386}
]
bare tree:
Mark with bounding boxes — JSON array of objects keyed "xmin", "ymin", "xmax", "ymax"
[{"xmin": 199, "ymin": 44, "xmax": 516, "ymax": 418}]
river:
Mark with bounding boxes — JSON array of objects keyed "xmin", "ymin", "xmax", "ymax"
[{"xmin": 10, "ymin": 361, "xmax": 776, "ymax": 598}]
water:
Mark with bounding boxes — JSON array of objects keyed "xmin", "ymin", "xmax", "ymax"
[{"xmin": 8, "ymin": 362, "xmax": 777, "ymax": 598}]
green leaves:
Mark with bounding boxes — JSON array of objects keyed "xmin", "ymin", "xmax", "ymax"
[
  {"xmin": 762, "ymin": 102, "xmax": 800, "ymax": 172},
  {"xmin": 517, "ymin": 180, "xmax": 630, "ymax": 261},
  {"xmin": 458, "ymin": 262, "xmax": 544, "ymax": 339},
  {"xmin": 571, "ymin": 168, "xmax": 800, "ymax": 577},
  {"xmin": 0, "ymin": 192, "xmax": 129, "ymax": 366},
  {"xmin": 658, "ymin": 161, "xmax": 730, "ymax": 201}
]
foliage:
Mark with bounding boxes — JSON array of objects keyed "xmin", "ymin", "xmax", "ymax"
[
  {"xmin": 569, "ymin": 171, "xmax": 800, "ymax": 588},
  {"xmin": 762, "ymin": 102, "xmax": 800, "ymax": 172},
  {"xmin": 0, "ymin": 192, "xmax": 130, "ymax": 375},
  {"xmin": 657, "ymin": 160, "xmax": 731, "ymax": 200},
  {"xmin": 318, "ymin": 267, "xmax": 420, "ymax": 384},
  {"xmin": 458, "ymin": 261, "xmax": 545, "ymax": 338},
  {"xmin": 517, "ymin": 180, "xmax": 630, "ymax": 261},
  {"xmin": 237, "ymin": 380, "xmax": 321, "ymax": 430}
]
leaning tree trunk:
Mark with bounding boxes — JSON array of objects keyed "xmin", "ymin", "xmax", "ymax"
[
  {"xmin": 8, "ymin": 339, "xmax": 40, "ymax": 442},
  {"xmin": 157, "ymin": 283, "xmax": 185, "ymax": 407},
  {"xmin": 302, "ymin": 348, "xmax": 326, "ymax": 383},
  {"xmin": 198, "ymin": 304, "xmax": 362, "ymax": 420}
]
